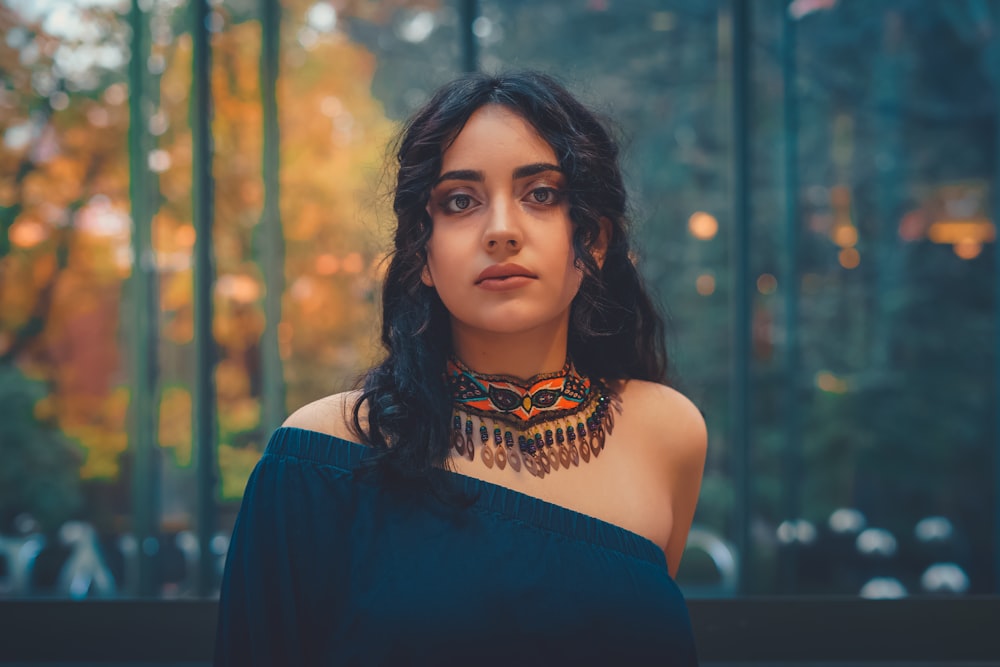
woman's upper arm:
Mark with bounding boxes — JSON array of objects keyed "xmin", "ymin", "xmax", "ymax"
[{"xmin": 643, "ymin": 384, "xmax": 708, "ymax": 578}]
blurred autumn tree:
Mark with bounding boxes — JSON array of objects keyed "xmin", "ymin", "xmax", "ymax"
[
  {"xmin": 172, "ymin": 2, "xmax": 405, "ymax": 499},
  {"xmin": 0, "ymin": 3, "xmax": 130, "ymax": 531},
  {"xmin": 0, "ymin": 0, "xmax": 427, "ymax": 531}
]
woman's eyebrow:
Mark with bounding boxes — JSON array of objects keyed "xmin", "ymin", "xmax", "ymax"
[
  {"xmin": 435, "ymin": 169, "xmax": 483, "ymax": 185},
  {"xmin": 513, "ymin": 162, "xmax": 563, "ymax": 179},
  {"xmin": 434, "ymin": 163, "xmax": 563, "ymax": 186}
]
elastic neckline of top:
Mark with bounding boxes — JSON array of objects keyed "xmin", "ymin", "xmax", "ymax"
[{"xmin": 266, "ymin": 426, "xmax": 667, "ymax": 569}]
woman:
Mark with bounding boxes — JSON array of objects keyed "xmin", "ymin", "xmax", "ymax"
[{"xmin": 215, "ymin": 70, "xmax": 707, "ymax": 665}]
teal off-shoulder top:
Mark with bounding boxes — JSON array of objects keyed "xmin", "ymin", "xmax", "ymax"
[{"xmin": 215, "ymin": 426, "xmax": 698, "ymax": 666}]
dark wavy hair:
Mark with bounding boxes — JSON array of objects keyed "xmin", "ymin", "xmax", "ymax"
[{"xmin": 352, "ymin": 70, "xmax": 668, "ymax": 481}]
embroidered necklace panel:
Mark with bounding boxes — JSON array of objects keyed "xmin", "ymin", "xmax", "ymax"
[{"xmin": 445, "ymin": 357, "xmax": 617, "ymax": 478}]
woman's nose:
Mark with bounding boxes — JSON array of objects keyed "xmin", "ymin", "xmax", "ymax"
[{"xmin": 482, "ymin": 200, "xmax": 524, "ymax": 250}]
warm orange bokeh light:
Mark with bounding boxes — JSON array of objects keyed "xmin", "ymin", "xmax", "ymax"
[
  {"xmin": 816, "ymin": 370, "xmax": 849, "ymax": 394},
  {"xmin": 174, "ymin": 224, "xmax": 196, "ymax": 248},
  {"xmin": 216, "ymin": 274, "xmax": 262, "ymax": 303},
  {"xmin": 696, "ymin": 273, "xmax": 716, "ymax": 296},
  {"xmin": 953, "ymin": 241, "xmax": 982, "ymax": 260},
  {"xmin": 315, "ymin": 253, "xmax": 340, "ymax": 275},
  {"xmin": 928, "ymin": 220, "xmax": 995, "ymax": 244},
  {"xmin": 839, "ymin": 247, "xmax": 860, "ymax": 269},
  {"xmin": 688, "ymin": 211, "xmax": 719, "ymax": 240},
  {"xmin": 832, "ymin": 224, "xmax": 858, "ymax": 248},
  {"xmin": 342, "ymin": 251, "xmax": 363, "ymax": 274},
  {"xmin": 9, "ymin": 218, "xmax": 49, "ymax": 248},
  {"xmin": 756, "ymin": 273, "xmax": 777, "ymax": 295}
]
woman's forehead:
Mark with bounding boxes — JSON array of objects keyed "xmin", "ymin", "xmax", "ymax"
[{"xmin": 439, "ymin": 105, "xmax": 557, "ymax": 174}]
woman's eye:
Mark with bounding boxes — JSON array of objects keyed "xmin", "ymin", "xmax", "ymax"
[
  {"xmin": 444, "ymin": 194, "xmax": 474, "ymax": 212},
  {"xmin": 529, "ymin": 188, "xmax": 559, "ymax": 205}
]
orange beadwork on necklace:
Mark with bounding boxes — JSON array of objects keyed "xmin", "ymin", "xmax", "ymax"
[{"xmin": 445, "ymin": 357, "xmax": 616, "ymax": 478}]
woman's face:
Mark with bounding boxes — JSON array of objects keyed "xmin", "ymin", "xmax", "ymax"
[{"xmin": 422, "ymin": 104, "xmax": 584, "ymax": 342}]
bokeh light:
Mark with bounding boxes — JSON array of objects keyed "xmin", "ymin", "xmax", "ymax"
[
  {"xmin": 838, "ymin": 247, "xmax": 860, "ymax": 269},
  {"xmin": 696, "ymin": 273, "xmax": 716, "ymax": 296},
  {"xmin": 688, "ymin": 211, "xmax": 718, "ymax": 240},
  {"xmin": 756, "ymin": 273, "xmax": 777, "ymax": 295}
]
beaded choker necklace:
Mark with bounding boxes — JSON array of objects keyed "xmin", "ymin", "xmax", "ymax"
[{"xmin": 445, "ymin": 356, "xmax": 616, "ymax": 478}]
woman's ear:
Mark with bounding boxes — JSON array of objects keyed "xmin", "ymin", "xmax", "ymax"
[
  {"xmin": 592, "ymin": 218, "xmax": 612, "ymax": 268},
  {"xmin": 421, "ymin": 263, "xmax": 435, "ymax": 287}
]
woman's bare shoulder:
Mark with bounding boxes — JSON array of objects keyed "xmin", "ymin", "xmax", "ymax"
[
  {"xmin": 616, "ymin": 379, "xmax": 707, "ymax": 459},
  {"xmin": 615, "ymin": 380, "xmax": 706, "ymax": 575},
  {"xmin": 282, "ymin": 390, "xmax": 366, "ymax": 442}
]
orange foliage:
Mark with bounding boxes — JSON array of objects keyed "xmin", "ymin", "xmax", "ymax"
[
  {"xmin": 159, "ymin": 385, "xmax": 192, "ymax": 466},
  {"xmin": 1, "ymin": 5, "xmax": 132, "ymax": 480},
  {"xmin": 1, "ymin": 2, "xmax": 421, "ymax": 499}
]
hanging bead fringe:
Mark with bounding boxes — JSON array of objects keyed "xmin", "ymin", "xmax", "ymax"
[{"xmin": 450, "ymin": 388, "xmax": 615, "ymax": 478}]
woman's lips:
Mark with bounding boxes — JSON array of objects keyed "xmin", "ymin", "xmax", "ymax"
[
  {"xmin": 477, "ymin": 275, "xmax": 535, "ymax": 291},
  {"xmin": 475, "ymin": 263, "xmax": 536, "ymax": 291}
]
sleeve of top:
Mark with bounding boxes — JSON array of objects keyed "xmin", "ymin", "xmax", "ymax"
[{"xmin": 214, "ymin": 442, "xmax": 351, "ymax": 666}]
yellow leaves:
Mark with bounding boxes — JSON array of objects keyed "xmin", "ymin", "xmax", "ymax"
[
  {"xmin": 0, "ymin": 254, "xmax": 38, "ymax": 326},
  {"xmin": 33, "ymin": 395, "xmax": 55, "ymax": 422},
  {"xmin": 77, "ymin": 428, "xmax": 128, "ymax": 480},
  {"xmin": 162, "ymin": 269, "xmax": 192, "ymax": 312},
  {"xmin": 216, "ymin": 358, "xmax": 251, "ymax": 399},
  {"xmin": 214, "ymin": 303, "xmax": 265, "ymax": 356},
  {"xmin": 158, "ymin": 130, "xmax": 194, "ymax": 205},
  {"xmin": 159, "ymin": 385, "xmax": 192, "ymax": 466},
  {"xmin": 160, "ymin": 34, "xmax": 193, "ymax": 107},
  {"xmin": 62, "ymin": 126, "xmax": 100, "ymax": 157},
  {"xmin": 0, "ymin": 179, "xmax": 17, "ymax": 207},
  {"xmin": 152, "ymin": 210, "xmax": 181, "ymax": 254},
  {"xmin": 164, "ymin": 307, "xmax": 193, "ymax": 344},
  {"xmin": 195, "ymin": 20, "xmax": 265, "ymax": 283},
  {"xmin": 65, "ymin": 386, "xmax": 130, "ymax": 480},
  {"xmin": 32, "ymin": 251, "xmax": 57, "ymax": 287},
  {"xmin": 66, "ymin": 229, "xmax": 126, "ymax": 285},
  {"xmin": 219, "ymin": 398, "xmax": 260, "ymax": 435},
  {"xmin": 285, "ymin": 201, "xmax": 325, "ymax": 241},
  {"xmin": 3, "ymin": 7, "xmax": 403, "ymax": 499},
  {"xmin": 278, "ymin": 321, "xmax": 293, "ymax": 360},
  {"xmin": 217, "ymin": 443, "xmax": 261, "ymax": 500},
  {"xmin": 44, "ymin": 156, "xmax": 86, "ymax": 203},
  {"xmin": 239, "ymin": 181, "xmax": 263, "ymax": 208},
  {"xmin": 21, "ymin": 171, "xmax": 55, "ymax": 208}
]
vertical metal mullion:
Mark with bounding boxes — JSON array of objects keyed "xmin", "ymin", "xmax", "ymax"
[
  {"xmin": 994, "ymin": 21, "xmax": 1000, "ymax": 596},
  {"xmin": 191, "ymin": 0, "xmax": 218, "ymax": 598},
  {"xmin": 258, "ymin": 0, "xmax": 284, "ymax": 438},
  {"xmin": 460, "ymin": 0, "xmax": 479, "ymax": 73},
  {"xmin": 730, "ymin": 0, "xmax": 752, "ymax": 595},
  {"xmin": 872, "ymin": 11, "xmax": 902, "ymax": 375},
  {"xmin": 128, "ymin": 0, "xmax": 160, "ymax": 598},
  {"xmin": 779, "ymin": 0, "xmax": 802, "ymax": 595}
]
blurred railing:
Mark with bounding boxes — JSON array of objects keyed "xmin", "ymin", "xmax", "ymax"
[
  {"xmin": 0, "ymin": 520, "xmax": 229, "ymax": 600},
  {"xmin": 0, "ymin": 518, "xmax": 977, "ymax": 599}
]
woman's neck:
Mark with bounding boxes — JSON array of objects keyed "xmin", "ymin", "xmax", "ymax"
[{"xmin": 450, "ymin": 322, "xmax": 570, "ymax": 380}]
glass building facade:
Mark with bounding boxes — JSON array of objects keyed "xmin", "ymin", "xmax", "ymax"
[{"xmin": 0, "ymin": 0, "xmax": 997, "ymax": 606}]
